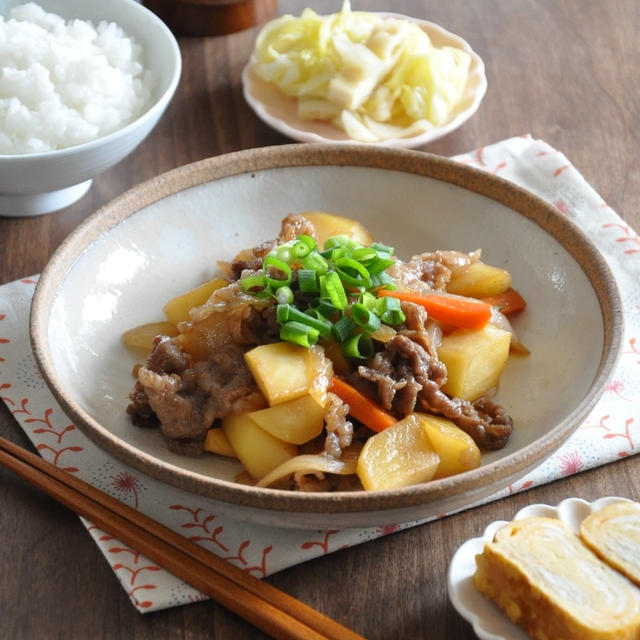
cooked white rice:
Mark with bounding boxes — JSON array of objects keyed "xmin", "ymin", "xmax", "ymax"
[{"xmin": 0, "ymin": 2, "xmax": 155, "ymax": 154}]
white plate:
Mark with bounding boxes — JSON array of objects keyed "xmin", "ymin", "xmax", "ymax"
[
  {"xmin": 447, "ymin": 496, "xmax": 633, "ymax": 639},
  {"xmin": 242, "ymin": 13, "xmax": 487, "ymax": 148}
]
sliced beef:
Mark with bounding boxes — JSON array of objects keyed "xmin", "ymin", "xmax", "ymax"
[
  {"xmin": 323, "ymin": 392, "xmax": 353, "ymax": 459},
  {"xmin": 238, "ymin": 302, "xmax": 279, "ymax": 345},
  {"xmin": 126, "ymin": 336, "xmax": 190, "ymax": 429},
  {"xmin": 146, "ymin": 334, "xmax": 190, "ymax": 374},
  {"xmin": 229, "ymin": 213, "xmax": 318, "ymax": 279},
  {"xmin": 126, "ymin": 380, "xmax": 158, "ymax": 428},
  {"xmin": 277, "ymin": 213, "xmax": 317, "ymax": 243},
  {"xmin": 358, "ymin": 328, "xmax": 447, "ymax": 418},
  {"xmin": 357, "ymin": 333, "xmax": 512, "ymax": 450},
  {"xmin": 127, "ymin": 341, "xmax": 266, "ymax": 455},
  {"xmin": 293, "ymin": 471, "xmax": 363, "ymax": 492},
  {"xmin": 388, "ymin": 249, "xmax": 478, "ymax": 292}
]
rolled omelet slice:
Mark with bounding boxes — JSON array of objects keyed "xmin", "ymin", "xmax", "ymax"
[
  {"xmin": 581, "ymin": 500, "xmax": 640, "ymax": 588},
  {"xmin": 474, "ymin": 516, "xmax": 640, "ymax": 640}
]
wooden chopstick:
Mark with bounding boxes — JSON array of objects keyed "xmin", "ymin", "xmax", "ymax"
[{"xmin": 0, "ymin": 435, "xmax": 367, "ymax": 640}]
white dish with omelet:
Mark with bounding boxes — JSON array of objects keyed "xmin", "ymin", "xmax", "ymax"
[
  {"xmin": 447, "ymin": 496, "xmax": 635, "ymax": 640},
  {"xmin": 242, "ymin": 4, "xmax": 487, "ymax": 148}
]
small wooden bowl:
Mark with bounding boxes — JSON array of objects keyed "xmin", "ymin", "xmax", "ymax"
[{"xmin": 143, "ymin": 0, "xmax": 278, "ymax": 36}]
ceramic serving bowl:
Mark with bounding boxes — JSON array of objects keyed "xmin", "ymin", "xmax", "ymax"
[
  {"xmin": 30, "ymin": 144, "xmax": 622, "ymax": 529},
  {"xmin": 0, "ymin": 0, "xmax": 181, "ymax": 217},
  {"xmin": 242, "ymin": 13, "xmax": 487, "ymax": 148}
]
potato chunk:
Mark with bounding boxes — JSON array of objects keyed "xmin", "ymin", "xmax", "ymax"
[
  {"xmin": 244, "ymin": 342, "xmax": 310, "ymax": 406},
  {"xmin": 163, "ymin": 277, "xmax": 228, "ymax": 325},
  {"xmin": 418, "ymin": 413, "xmax": 481, "ymax": 478},
  {"xmin": 249, "ymin": 394, "xmax": 326, "ymax": 444},
  {"xmin": 447, "ymin": 262, "xmax": 512, "ymax": 298},
  {"xmin": 299, "ymin": 211, "xmax": 374, "ymax": 248},
  {"xmin": 356, "ymin": 413, "xmax": 440, "ymax": 491},
  {"xmin": 222, "ymin": 413, "xmax": 297, "ymax": 480},
  {"xmin": 122, "ymin": 321, "xmax": 178, "ymax": 351},
  {"xmin": 438, "ymin": 324, "xmax": 511, "ymax": 401},
  {"xmin": 203, "ymin": 427, "xmax": 237, "ymax": 458}
]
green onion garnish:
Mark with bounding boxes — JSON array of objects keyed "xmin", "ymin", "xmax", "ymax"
[
  {"xmin": 263, "ymin": 255, "xmax": 292, "ymax": 289},
  {"xmin": 275, "ymin": 285, "xmax": 294, "ymax": 305},
  {"xmin": 280, "ymin": 321, "xmax": 319, "ymax": 347},
  {"xmin": 331, "ymin": 314, "xmax": 355, "ymax": 342},
  {"xmin": 297, "ymin": 268, "xmax": 319, "ymax": 293},
  {"xmin": 277, "ymin": 304, "xmax": 332, "ymax": 337},
  {"xmin": 342, "ymin": 333, "xmax": 374, "ymax": 359},
  {"xmin": 366, "ymin": 256, "xmax": 396, "ymax": 275},
  {"xmin": 296, "ymin": 234, "xmax": 316, "ymax": 251},
  {"xmin": 320, "ymin": 271, "xmax": 348, "ymax": 310},
  {"xmin": 292, "ymin": 239, "xmax": 312, "ymax": 259},
  {"xmin": 334, "ymin": 257, "xmax": 371, "ymax": 290},
  {"xmin": 371, "ymin": 241, "xmax": 394, "ymax": 255},
  {"xmin": 241, "ymin": 273, "xmax": 268, "ymax": 293},
  {"xmin": 314, "ymin": 298, "xmax": 339, "ymax": 319},
  {"xmin": 350, "ymin": 302, "xmax": 381, "ymax": 333},
  {"xmin": 369, "ymin": 271, "xmax": 395, "ymax": 291},
  {"xmin": 378, "ymin": 295, "xmax": 406, "ymax": 325},
  {"xmin": 240, "ymin": 229, "xmax": 403, "ymax": 355},
  {"xmin": 301, "ymin": 252, "xmax": 329, "ymax": 274}
]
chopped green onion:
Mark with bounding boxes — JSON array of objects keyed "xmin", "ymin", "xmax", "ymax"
[
  {"xmin": 275, "ymin": 245, "xmax": 292, "ymax": 263},
  {"xmin": 352, "ymin": 247, "xmax": 378, "ymax": 263},
  {"xmin": 277, "ymin": 304, "xmax": 332, "ymax": 336},
  {"xmin": 381, "ymin": 308, "xmax": 406, "ymax": 325},
  {"xmin": 301, "ymin": 252, "xmax": 329, "ymax": 274},
  {"xmin": 241, "ymin": 273, "xmax": 268, "ymax": 293},
  {"xmin": 342, "ymin": 333, "xmax": 374, "ymax": 359},
  {"xmin": 296, "ymin": 234, "xmax": 316, "ymax": 251},
  {"xmin": 350, "ymin": 302, "xmax": 381, "ymax": 332},
  {"xmin": 320, "ymin": 271, "xmax": 348, "ymax": 310},
  {"xmin": 321, "ymin": 246, "xmax": 347, "ymax": 262},
  {"xmin": 277, "ymin": 303, "xmax": 290, "ymax": 324},
  {"xmin": 331, "ymin": 314, "xmax": 355, "ymax": 342},
  {"xmin": 377, "ymin": 295, "xmax": 405, "ymax": 325},
  {"xmin": 377, "ymin": 294, "xmax": 401, "ymax": 312},
  {"xmin": 275, "ymin": 285, "xmax": 294, "ymax": 305},
  {"xmin": 334, "ymin": 257, "xmax": 371, "ymax": 289},
  {"xmin": 369, "ymin": 272, "xmax": 395, "ymax": 291},
  {"xmin": 371, "ymin": 241, "xmax": 394, "ymax": 255},
  {"xmin": 366, "ymin": 256, "xmax": 396, "ymax": 275},
  {"xmin": 297, "ymin": 269, "xmax": 319, "ymax": 293},
  {"xmin": 243, "ymin": 231, "xmax": 402, "ymax": 352},
  {"xmin": 292, "ymin": 239, "xmax": 312, "ymax": 259},
  {"xmin": 280, "ymin": 321, "xmax": 319, "ymax": 347},
  {"xmin": 359, "ymin": 291, "xmax": 378, "ymax": 311},
  {"xmin": 376, "ymin": 296, "xmax": 407, "ymax": 325},
  {"xmin": 314, "ymin": 298, "xmax": 339, "ymax": 319},
  {"xmin": 323, "ymin": 234, "xmax": 352, "ymax": 250},
  {"xmin": 263, "ymin": 255, "xmax": 292, "ymax": 289}
]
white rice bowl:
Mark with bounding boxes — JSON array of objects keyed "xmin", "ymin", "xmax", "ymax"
[
  {"xmin": 0, "ymin": 2, "xmax": 155, "ymax": 154},
  {"xmin": 0, "ymin": 0, "xmax": 181, "ymax": 217}
]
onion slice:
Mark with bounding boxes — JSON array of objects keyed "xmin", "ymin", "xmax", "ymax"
[{"xmin": 256, "ymin": 446, "xmax": 361, "ymax": 488}]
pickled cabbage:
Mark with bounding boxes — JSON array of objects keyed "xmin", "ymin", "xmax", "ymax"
[{"xmin": 250, "ymin": 1, "xmax": 471, "ymax": 141}]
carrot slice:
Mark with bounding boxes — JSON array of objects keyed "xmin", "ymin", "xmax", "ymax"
[
  {"xmin": 481, "ymin": 288, "xmax": 527, "ymax": 315},
  {"xmin": 378, "ymin": 290, "xmax": 492, "ymax": 330},
  {"xmin": 329, "ymin": 377, "xmax": 396, "ymax": 433}
]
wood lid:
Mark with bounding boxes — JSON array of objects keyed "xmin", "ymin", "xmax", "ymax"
[{"xmin": 143, "ymin": 0, "xmax": 278, "ymax": 36}]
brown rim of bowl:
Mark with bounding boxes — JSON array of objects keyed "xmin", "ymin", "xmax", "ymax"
[{"xmin": 30, "ymin": 143, "xmax": 624, "ymax": 515}]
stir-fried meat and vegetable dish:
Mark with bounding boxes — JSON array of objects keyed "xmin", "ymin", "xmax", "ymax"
[{"xmin": 125, "ymin": 212, "xmax": 528, "ymax": 491}]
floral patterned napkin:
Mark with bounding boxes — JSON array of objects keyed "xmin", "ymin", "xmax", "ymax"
[{"xmin": 1, "ymin": 135, "xmax": 638, "ymax": 612}]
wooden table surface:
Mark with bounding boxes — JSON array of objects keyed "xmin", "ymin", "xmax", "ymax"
[{"xmin": 1, "ymin": 1, "xmax": 638, "ymax": 638}]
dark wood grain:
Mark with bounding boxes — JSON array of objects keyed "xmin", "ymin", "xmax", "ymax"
[{"xmin": 1, "ymin": 1, "xmax": 638, "ymax": 638}]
